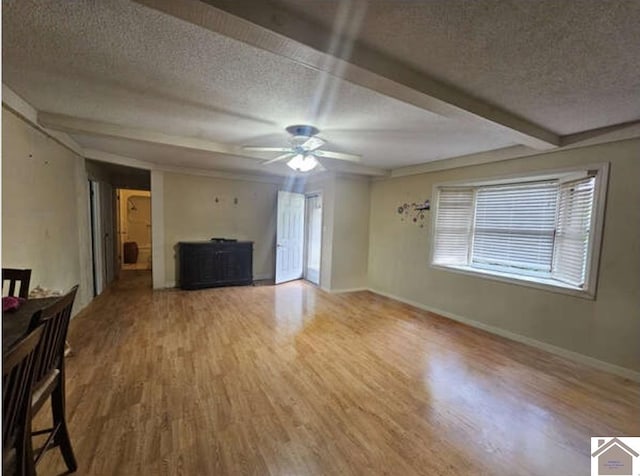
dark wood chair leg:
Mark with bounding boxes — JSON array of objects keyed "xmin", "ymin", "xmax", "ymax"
[
  {"xmin": 51, "ymin": 372, "xmax": 77, "ymax": 473},
  {"xmin": 22, "ymin": 438, "xmax": 36, "ymax": 476},
  {"xmin": 23, "ymin": 424, "xmax": 37, "ymax": 476}
]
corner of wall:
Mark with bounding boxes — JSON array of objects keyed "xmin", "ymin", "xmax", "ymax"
[{"xmin": 150, "ymin": 169, "xmax": 165, "ymax": 289}]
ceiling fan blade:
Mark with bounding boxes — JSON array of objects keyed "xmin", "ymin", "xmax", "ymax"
[
  {"xmin": 314, "ymin": 150, "xmax": 361, "ymax": 162},
  {"xmin": 301, "ymin": 136, "xmax": 325, "ymax": 151},
  {"xmin": 262, "ymin": 152, "xmax": 294, "ymax": 165},
  {"xmin": 243, "ymin": 146, "xmax": 291, "ymax": 152}
]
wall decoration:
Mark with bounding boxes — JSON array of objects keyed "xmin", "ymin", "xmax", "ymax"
[
  {"xmin": 213, "ymin": 196, "xmax": 239, "ymax": 205},
  {"xmin": 397, "ymin": 199, "xmax": 430, "ymax": 227}
]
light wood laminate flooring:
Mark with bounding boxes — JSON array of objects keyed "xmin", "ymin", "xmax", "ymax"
[{"xmin": 37, "ymin": 271, "xmax": 639, "ymax": 475}]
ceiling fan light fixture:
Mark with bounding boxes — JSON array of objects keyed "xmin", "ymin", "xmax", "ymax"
[
  {"xmin": 247, "ymin": 124, "xmax": 357, "ymax": 171},
  {"xmin": 287, "ymin": 154, "xmax": 318, "ymax": 172},
  {"xmin": 285, "ymin": 125, "xmax": 319, "ymax": 137}
]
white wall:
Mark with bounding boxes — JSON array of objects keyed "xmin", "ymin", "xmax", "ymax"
[
  {"xmin": 301, "ymin": 174, "xmax": 370, "ymax": 291},
  {"xmin": 162, "ymin": 171, "xmax": 280, "ymax": 285},
  {"xmin": 2, "ymin": 108, "xmax": 93, "ymax": 311},
  {"xmin": 157, "ymin": 170, "xmax": 372, "ymax": 292},
  {"xmin": 330, "ymin": 176, "xmax": 370, "ymax": 290},
  {"xmin": 151, "ymin": 170, "xmax": 165, "ymax": 289},
  {"xmin": 368, "ymin": 138, "xmax": 640, "ymax": 373}
]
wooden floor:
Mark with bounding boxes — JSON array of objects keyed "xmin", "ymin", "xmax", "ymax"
[{"xmin": 37, "ymin": 271, "xmax": 639, "ymax": 475}]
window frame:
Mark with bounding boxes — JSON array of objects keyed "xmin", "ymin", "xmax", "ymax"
[{"xmin": 429, "ymin": 163, "xmax": 609, "ymax": 299}]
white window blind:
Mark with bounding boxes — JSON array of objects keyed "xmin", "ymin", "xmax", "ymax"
[
  {"xmin": 471, "ymin": 182, "xmax": 558, "ymax": 274},
  {"xmin": 552, "ymin": 176, "xmax": 596, "ymax": 287},
  {"xmin": 431, "ymin": 167, "xmax": 604, "ymax": 296},
  {"xmin": 433, "ymin": 188, "xmax": 474, "ymax": 266}
]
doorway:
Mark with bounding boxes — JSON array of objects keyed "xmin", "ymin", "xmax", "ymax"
[
  {"xmin": 304, "ymin": 193, "xmax": 322, "ymax": 285},
  {"xmin": 275, "ymin": 191, "xmax": 305, "ymax": 284},
  {"xmin": 117, "ymin": 189, "xmax": 152, "ymax": 271},
  {"xmin": 89, "ymin": 180, "xmax": 116, "ymax": 296},
  {"xmin": 274, "ymin": 190, "xmax": 323, "ymax": 286}
]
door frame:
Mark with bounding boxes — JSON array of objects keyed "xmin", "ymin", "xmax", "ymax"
[
  {"xmin": 89, "ymin": 180, "xmax": 117, "ymax": 295},
  {"xmin": 89, "ymin": 180, "xmax": 104, "ymax": 296},
  {"xmin": 115, "ymin": 189, "xmax": 123, "ymax": 275},
  {"xmin": 303, "ymin": 191, "xmax": 323, "ymax": 286},
  {"xmin": 89, "ymin": 180, "xmax": 99, "ymax": 297}
]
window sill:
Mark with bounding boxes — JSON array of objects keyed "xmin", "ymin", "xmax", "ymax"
[{"xmin": 431, "ymin": 264, "xmax": 595, "ymax": 300}]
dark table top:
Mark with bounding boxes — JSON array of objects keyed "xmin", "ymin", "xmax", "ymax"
[{"xmin": 2, "ymin": 296, "xmax": 60, "ymax": 353}]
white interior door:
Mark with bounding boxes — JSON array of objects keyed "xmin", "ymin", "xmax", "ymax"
[{"xmin": 275, "ymin": 191, "xmax": 305, "ymax": 284}]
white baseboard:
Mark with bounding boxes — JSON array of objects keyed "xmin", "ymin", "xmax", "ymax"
[
  {"xmin": 367, "ymin": 287, "xmax": 640, "ymax": 382},
  {"xmin": 329, "ymin": 287, "xmax": 369, "ymax": 294}
]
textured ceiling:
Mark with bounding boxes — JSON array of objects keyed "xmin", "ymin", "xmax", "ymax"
[
  {"xmin": 277, "ymin": 0, "xmax": 640, "ymax": 135},
  {"xmin": 2, "ymin": 0, "xmax": 638, "ymax": 176},
  {"xmin": 1, "ymin": 0, "xmax": 517, "ymax": 172}
]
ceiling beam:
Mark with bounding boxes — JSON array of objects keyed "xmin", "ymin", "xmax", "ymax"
[
  {"xmin": 39, "ymin": 112, "xmax": 389, "ymax": 177},
  {"xmin": 135, "ymin": 0, "xmax": 560, "ymax": 150},
  {"xmin": 560, "ymin": 120, "xmax": 640, "ymax": 148},
  {"xmin": 321, "ymin": 160, "xmax": 388, "ymax": 177},
  {"xmin": 83, "ymin": 149, "xmax": 155, "ymax": 171},
  {"xmin": 37, "ymin": 112, "xmax": 265, "ymax": 160},
  {"xmin": 391, "ymin": 121, "xmax": 640, "ymax": 178},
  {"xmin": 390, "ymin": 145, "xmax": 536, "ymax": 178}
]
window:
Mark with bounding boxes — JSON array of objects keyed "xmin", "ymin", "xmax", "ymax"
[{"xmin": 431, "ymin": 165, "xmax": 607, "ymax": 297}]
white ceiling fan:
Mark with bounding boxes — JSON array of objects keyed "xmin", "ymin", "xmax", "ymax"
[{"xmin": 243, "ymin": 125, "xmax": 361, "ymax": 172}]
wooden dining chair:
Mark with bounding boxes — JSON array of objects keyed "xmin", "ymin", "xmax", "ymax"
[
  {"xmin": 2, "ymin": 268, "xmax": 32, "ymax": 299},
  {"xmin": 3, "ymin": 325, "xmax": 44, "ymax": 476},
  {"xmin": 27, "ymin": 285, "xmax": 79, "ymax": 473}
]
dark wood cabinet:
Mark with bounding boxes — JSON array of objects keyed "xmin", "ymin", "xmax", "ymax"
[{"xmin": 178, "ymin": 241, "xmax": 253, "ymax": 290}]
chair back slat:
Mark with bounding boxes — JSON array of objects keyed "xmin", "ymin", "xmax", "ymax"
[
  {"xmin": 28, "ymin": 286, "xmax": 78, "ymax": 387},
  {"xmin": 2, "ymin": 268, "xmax": 32, "ymax": 299},
  {"xmin": 2, "ymin": 326, "xmax": 43, "ymax": 453}
]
